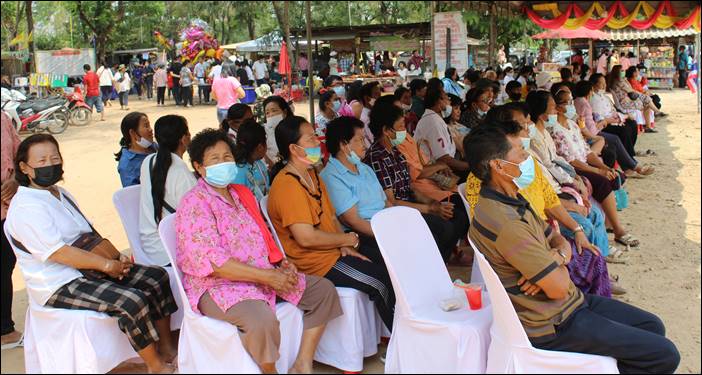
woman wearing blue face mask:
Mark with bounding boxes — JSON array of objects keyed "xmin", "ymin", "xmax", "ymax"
[
  {"xmin": 459, "ymin": 86, "xmax": 493, "ymax": 130},
  {"xmin": 313, "ymin": 91, "xmax": 340, "ymax": 145},
  {"xmin": 115, "ymin": 112, "xmax": 157, "ymax": 187},
  {"xmin": 268, "ymin": 116, "xmax": 397, "ymax": 332},
  {"xmin": 232, "ymin": 119, "xmax": 270, "ymax": 202}
]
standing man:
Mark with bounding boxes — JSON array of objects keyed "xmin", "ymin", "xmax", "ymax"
[
  {"xmin": 252, "ymin": 55, "xmax": 269, "ymax": 87},
  {"xmin": 180, "ymin": 60, "xmax": 195, "ymax": 108},
  {"xmin": 82, "ymin": 64, "xmax": 105, "ymax": 121},
  {"xmin": 678, "ymin": 46, "xmax": 689, "ymax": 89},
  {"xmin": 194, "ymin": 58, "xmax": 207, "ymax": 104},
  {"xmin": 0, "ymin": 112, "xmax": 23, "ymax": 350},
  {"xmin": 169, "ymin": 59, "xmax": 183, "ymax": 105},
  {"xmin": 143, "ymin": 60, "xmax": 155, "ymax": 100},
  {"xmin": 132, "ymin": 63, "xmax": 144, "ymax": 100}
]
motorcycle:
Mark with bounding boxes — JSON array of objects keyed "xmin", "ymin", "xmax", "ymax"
[
  {"xmin": 1, "ymin": 88, "xmax": 70, "ymax": 134},
  {"xmin": 65, "ymin": 85, "xmax": 92, "ymax": 126}
]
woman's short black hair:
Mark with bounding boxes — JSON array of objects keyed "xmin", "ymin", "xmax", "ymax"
[
  {"xmin": 360, "ymin": 81, "xmax": 380, "ymax": 106},
  {"xmin": 188, "ymin": 128, "xmax": 234, "ymax": 177},
  {"xmin": 15, "ymin": 134, "xmax": 62, "ymax": 187},
  {"xmin": 444, "ymin": 67, "xmax": 457, "ymax": 80},
  {"xmin": 326, "ymin": 116, "xmax": 364, "ymax": 156},
  {"xmin": 506, "ymin": 80, "xmax": 522, "ymax": 92},
  {"xmin": 463, "ymin": 125, "xmax": 513, "ymax": 182},
  {"xmin": 484, "ymin": 103, "xmax": 528, "ymax": 127},
  {"xmin": 263, "ymin": 95, "xmax": 292, "ymax": 118},
  {"xmin": 625, "ymin": 66, "xmax": 637, "ymax": 79},
  {"xmin": 560, "ymin": 67, "xmax": 573, "ymax": 80},
  {"xmin": 464, "ymin": 86, "xmax": 492, "ymax": 107},
  {"xmin": 319, "ymin": 90, "xmax": 336, "ymax": 111},
  {"xmin": 424, "ymin": 83, "xmax": 444, "ymax": 109},
  {"xmin": 221, "ymin": 103, "xmax": 252, "ymax": 132},
  {"xmin": 409, "ymin": 78, "xmax": 427, "ymax": 96},
  {"xmin": 369, "ymin": 97, "xmax": 404, "ymax": 138},
  {"xmin": 525, "ymin": 90, "xmax": 551, "ymax": 122},
  {"xmin": 234, "ymin": 119, "xmax": 266, "ymax": 164},
  {"xmin": 114, "ymin": 112, "xmax": 147, "ymax": 161},
  {"xmin": 270, "ymin": 116, "xmax": 309, "ymax": 179},
  {"xmin": 346, "ymin": 80, "xmax": 364, "ymax": 102},
  {"xmin": 323, "ymin": 75, "xmax": 342, "ymax": 88},
  {"xmin": 447, "ymin": 93, "xmax": 462, "ymax": 107},
  {"xmin": 574, "ymin": 80, "xmax": 593, "ymax": 98},
  {"xmin": 589, "ymin": 73, "xmax": 606, "ymax": 86},
  {"xmin": 394, "ymin": 86, "xmax": 410, "ymax": 101}
]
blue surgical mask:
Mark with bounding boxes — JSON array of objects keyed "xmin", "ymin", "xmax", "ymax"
[
  {"xmin": 528, "ymin": 123, "xmax": 538, "ymax": 138},
  {"xmin": 295, "ymin": 145, "xmax": 321, "ymax": 165},
  {"xmin": 477, "ymin": 109, "xmax": 487, "ymax": 117},
  {"xmin": 390, "ymin": 130, "xmax": 406, "ymax": 147},
  {"xmin": 442, "ymin": 105, "xmax": 453, "ymax": 118},
  {"xmin": 348, "ymin": 150, "xmax": 362, "ymax": 165},
  {"xmin": 204, "ymin": 162, "xmax": 239, "ymax": 188},
  {"xmin": 565, "ymin": 104, "xmax": 577, "ymax": 120},
  {"xmin": 546, "ymin": 114, "xmax": 558, "ymax": 127},
  {"xmin": 332, "ymin": 100, "xmax": 342, "ymax": 112},
  {"xmin": 332, "ymin": 86, "xmax": 346, "ymax": 98},
  {"xmin": 521, "ymin": 137, "xmax": 531, "ymax": 151},
  {"xmin": 502, "ymin": 155, "xmax": 536, "ymax": 190}
]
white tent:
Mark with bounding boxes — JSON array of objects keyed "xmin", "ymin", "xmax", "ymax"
[{"xmin": 223, "ymin": 33, "xmax": 318, "ymax": 53}]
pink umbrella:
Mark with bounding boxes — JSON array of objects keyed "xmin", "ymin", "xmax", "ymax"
[{"xmin": 532, "ymin": 27, "xmax": 609, "ymax": 40}]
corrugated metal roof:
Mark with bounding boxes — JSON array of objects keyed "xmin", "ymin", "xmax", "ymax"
[{"xmin": 604, "ymin": 28, "xmax": 699, "ymax": 41}]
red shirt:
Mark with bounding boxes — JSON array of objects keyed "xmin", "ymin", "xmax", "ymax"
[
  {"xmin": 83, "ymin": 71, "xmax": 100, "ymax": 97},
  {"xmin": 628, "ymin": 77, "xmax": 646, "ymax": 93}
]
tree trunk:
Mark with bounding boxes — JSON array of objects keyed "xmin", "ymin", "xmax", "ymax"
[
  {"xmin": 25, "ymin": 0, "xmax": 34, "ymax": 71},
  {"xmin": 247, "ymin": 16, "xmax": 255, "ymax": 41}
]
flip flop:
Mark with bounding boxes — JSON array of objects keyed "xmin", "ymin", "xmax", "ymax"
[
  {"xmin": 615, "ymin": 233, "xmax": 640, "ymax": 248},
  {"xmin": 0, "ymin": 333, "xmax": 23, "ymax": 350},
  {"xmin": 605, "ymin": 248, "xmax": 628, "ymax": 264}
]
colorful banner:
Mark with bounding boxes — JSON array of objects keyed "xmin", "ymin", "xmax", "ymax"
[{"xmin": 526, "ymin": 1, "xmax": 701, "ymax": 32}]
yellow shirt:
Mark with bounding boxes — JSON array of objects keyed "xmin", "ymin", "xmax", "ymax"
[{"xmin": 465, "ymin": 160, "xmax": 560, "ymax": 220}]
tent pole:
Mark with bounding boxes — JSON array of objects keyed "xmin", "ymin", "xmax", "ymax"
[
  {"xmin": 696, "ymin": 32, "xmax": 700, "ymax": 114},
  {"xmin": 306, "ymin": 0, "xmax": 315, "ymax": 124},
  {"xmin": 589, "ymin": 38, "xmax": 594, "ymax": 68}
]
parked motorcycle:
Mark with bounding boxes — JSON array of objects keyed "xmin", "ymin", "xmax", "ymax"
[
  {"xmin": 65, "ymin": 85, "xmax": 92, "ymax": 126},
  {"xmin": 1, "ymin": 88, "xmax": 70, "ymax": 134}
]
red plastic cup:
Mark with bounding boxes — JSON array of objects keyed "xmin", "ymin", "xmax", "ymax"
[{"xmin": 465, "ymin": 284, "xmax": 483, "ymax": 310}]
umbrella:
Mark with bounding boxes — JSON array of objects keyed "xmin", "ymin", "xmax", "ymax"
[{"xmin": 532, "ymin": 27, "xmax": 609, "ymax": 40}]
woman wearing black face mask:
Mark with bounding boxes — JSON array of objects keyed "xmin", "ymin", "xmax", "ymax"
[{"xmin": 5, "ymin": 134, "xmax": 179, "ymax": 373}]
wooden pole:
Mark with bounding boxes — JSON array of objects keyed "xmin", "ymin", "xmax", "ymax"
[
  {"xmin": 588, "ymin": 38, "xmax": 594, "ymax": 68},
  {"xmin": 306, "ymin": 0, "xmax": 315, "ymax": 124},
  {"xmin": 489, "ymin": 2, "xmax": 496, "ymax": 67},
  {"xmin": 431, "ymin": 1, "xmax": 436, "ymax": 75}
]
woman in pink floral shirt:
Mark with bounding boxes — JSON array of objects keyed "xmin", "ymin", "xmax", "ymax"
[{"xmin": 176, "ymin": 129, "xmax": 342, "ymax": 373}]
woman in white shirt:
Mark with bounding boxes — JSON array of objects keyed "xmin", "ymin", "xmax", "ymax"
[
  {"xmin": 96, "ymin": 62, "xmax": 114, "ymax": 106},
  {"xmin": 113, "ymin": 64, "xmax": 131, "ymax": 110},
  {"xmin": 5, "ymin": 134, "xmax": 178, "ymax": 373},
  {"xmin": 139, "ymin": 115, "xmax": 196, "ymax": 266}
]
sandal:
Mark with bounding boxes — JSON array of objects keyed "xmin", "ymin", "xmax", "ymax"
[
  {"xmin": 615, "ymin": 233, "xmax": 640, "ymax": 248},
  {"xmin": 0, "ymin": 333, "xmax": 23, "ymax": 350},
  {"xmin": 636, "ymin": 165, "xmax": 655, "ymax": 176},
  {"xmin": 644, "ymin": 128, "xmax": 659, "ymax": 133},
  {"xmin": 605, "ymin": 248, "xmax": 628, "ymax": 264}
]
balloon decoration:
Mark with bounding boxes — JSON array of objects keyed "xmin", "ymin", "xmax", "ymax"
[
  {"xmin": 153, "ymin": 31, "xmax": 173, "ymax": 51},
  {"xmin": 177, "ymin": 19, "xmax": 220, "ymax": 63},
  {"xmin": 525, "ymin": 1, "xmax": 701, "ymax": 32}
]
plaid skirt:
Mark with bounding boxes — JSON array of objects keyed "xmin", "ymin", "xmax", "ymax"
[{"xmin": 45, "ymin": 264, "xmax": 177, "ymax": 351}]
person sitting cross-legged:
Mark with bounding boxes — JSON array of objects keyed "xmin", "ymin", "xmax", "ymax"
[{"xmin": 464, "ymin": 126, "xmax": 680, "ymax": 374}]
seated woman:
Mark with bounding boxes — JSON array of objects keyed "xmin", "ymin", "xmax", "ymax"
[
  {"xmin": 7, "ymin": 134, "xmax": 177, "ymax": 374},
  {"xmin": 573, "ymin": 80, "xmax": 654, "ymax": 178},
  {"xmin": 359, "ymin": 82, "xmax": 382, "ymax": 146},
  {"xmin": 460, "ymin": 86, "xmax": 492, "ymax": 130},
  {"xmin": 548, "ymin": 90, "xmax": 640, "ymax": 248},
  {"xmin": 552, "ymin": 83, "xmax": 605, "ymax": 156},
  {"xmin": 627, "ymin": 66, "xmax": 662, "ymax": 111},
  {"xmin": 608, "ymin": 65, "xmax": 663, "ymax": 133},
  {"xmin": 314, "ymin": 90, "xmax": 340, "ymax": 160},
  {"xmin": 263, "ymin": 95, "xmax": 294, "ymax": 165},
  {"xmin": 320, "ymin": 116, "xmax": 388, "ymax": 239},
  {"xmin": 139, "ymin": 115, "xmax": 196, "ymax": 266},
  {"xmin": 340, "ymin": 80, "xmax": 364, "ymax": 119},
  {"xmin": 364, "ymin": 98, "xmax": 467, "ymax": 263},
  {"xmin": 220, "ymin": 103, "xmax": 254, "ymax": 143},
  {"xmin": 267, "ymin": 116, "xmax": 395, "ymax": 331},
  {"xmin": 232, "ymin": 119, "xmax": 270, "ymax": 201},
  {"xmin": 464, "ymin": 107, "xmax": 615, "ymax": 296},
  {"xmin": 445, "ymin": 94, "xmax": 470, "ymax": 160},
  {"xmin": 115, "ymin": 112, "xmax": 156, "ymax": 187},
  {"xmin": 176, "ymin": 129, "xmax": 342, "ymax": 374}
]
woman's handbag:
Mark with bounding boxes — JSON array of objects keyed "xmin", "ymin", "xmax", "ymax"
[
  {"xmin": 613, "ymin": 174, "xmax": 629, "ymax": 211},
  {"xmin": 417, "ymin": 139, "xmax": 459, "ymax": 190}
]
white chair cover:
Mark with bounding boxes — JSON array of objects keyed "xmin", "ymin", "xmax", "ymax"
[
  {"xmin": 158, "ymin": 214, "xmax": 303, "ymax": 373},
  {"xmin": 112, "ymin": 185, "xmax": 183, "ymax": 330},
  {"xmin": 260, "ymin": 195, "xmax": 381, "ymax": 372},
  {"xmin": 469, "ymin": 236, "xmax": 619, "ymax": 374},
  {"xmin": 371, "ymin": 206, "xmax": 491, "ymax": 373},
  {"xmin": 2, "ymin": 225, "xmax": 138, "ymax": 374},
  {"xmin": 457, "ymin": 182, "xmax": 484, "ymax": 285}
]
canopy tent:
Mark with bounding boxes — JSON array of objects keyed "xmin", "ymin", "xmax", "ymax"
[
  {"xmin": 533, "ymin": 28, "xmax": 609, "ymax": 39},
  {"xmin": 604, "ymin": 27, "xmax": 699, "ymax": 40},
  {"xmin": 224, "ymin": 33, "xmax": 316, "ymax": 53}
]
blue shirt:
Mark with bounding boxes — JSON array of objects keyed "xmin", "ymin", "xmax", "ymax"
[
  {"xmin": 117, "ymin": 148, "xmax": 154, "ymax": 187},
  {"xmin": 320, "ymin": 157, "xmax": 386, "ymax": 222},
  {"xmin": 442, "ymin": 77, "xmax": 462, "ymax": 97},
  {"xmin": 232, "ymin": 160, "xmax": 270, "ymax": 201}
]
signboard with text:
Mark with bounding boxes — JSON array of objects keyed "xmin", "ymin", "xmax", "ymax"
[
  {"xmin": 433, "ymin": 11, "xmax": 468, "ymax": 76},
  {"xmin": 370, "ymin": 36, "xmax": 420, "ymax": 52},
  {"xmin": 36, "ymin": 48, "xmax": 95, "ymax": 76}
]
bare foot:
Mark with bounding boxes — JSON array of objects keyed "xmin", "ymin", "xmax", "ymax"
[
  {"xmin": 288, "ymin": 363, "xmax": 313, "ymax": 374},
  {"xmin": 1, "ymin": 330, "xmax": 23, "ymax": 349}
]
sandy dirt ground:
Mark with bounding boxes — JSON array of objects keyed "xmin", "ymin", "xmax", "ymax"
[{"xmin": 1, "ymin": 89, "xmax": 699, "ymax": 374}]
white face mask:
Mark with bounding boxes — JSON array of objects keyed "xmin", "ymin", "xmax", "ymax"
[
  {"xmin": 136, "ymin": 137, "xmax": 153, "ymax": 148},
  {"xmin": 266, "ymin": 114, "xmax": 284, "ymax": 129}
]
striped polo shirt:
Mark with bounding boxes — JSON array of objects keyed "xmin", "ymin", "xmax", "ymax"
[{"xmin": 469, "ymin": 185, "xmax": 584, "ymax": 341}]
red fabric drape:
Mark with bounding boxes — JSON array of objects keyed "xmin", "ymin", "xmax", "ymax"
[{"xmin": 525, "ymin": 3, "xmax": 574, "ymax": 29}]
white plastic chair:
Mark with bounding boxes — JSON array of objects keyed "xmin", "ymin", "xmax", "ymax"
[
  {"xmin": 112, "ymin": 185, "xmax": 183, "ymax": 330},
  {"xmin": 260, "ymin": 195, "xmax": 382, "ymax": 372},
  {"xmin": 457, "ymin": 182, "xmax": 484, "ymax": 285},
  {"xmin": 468, "ymin": 236, "xmax": 619, "ymax": 374},
  {"xmin": 158, "ymin": 214, "xmax": 304, "ymax": 373},
  {"xmin": 3, "ymin": 225, "xmax": 138, "ymax": 374},
  {"xmin": 371, "ymin": 206, "xmax": 492, "ymax": 373}
]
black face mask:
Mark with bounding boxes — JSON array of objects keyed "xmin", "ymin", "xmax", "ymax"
[{"xmin": 31, "ymin": 164, "xmax": 64, "ymax": 187}]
